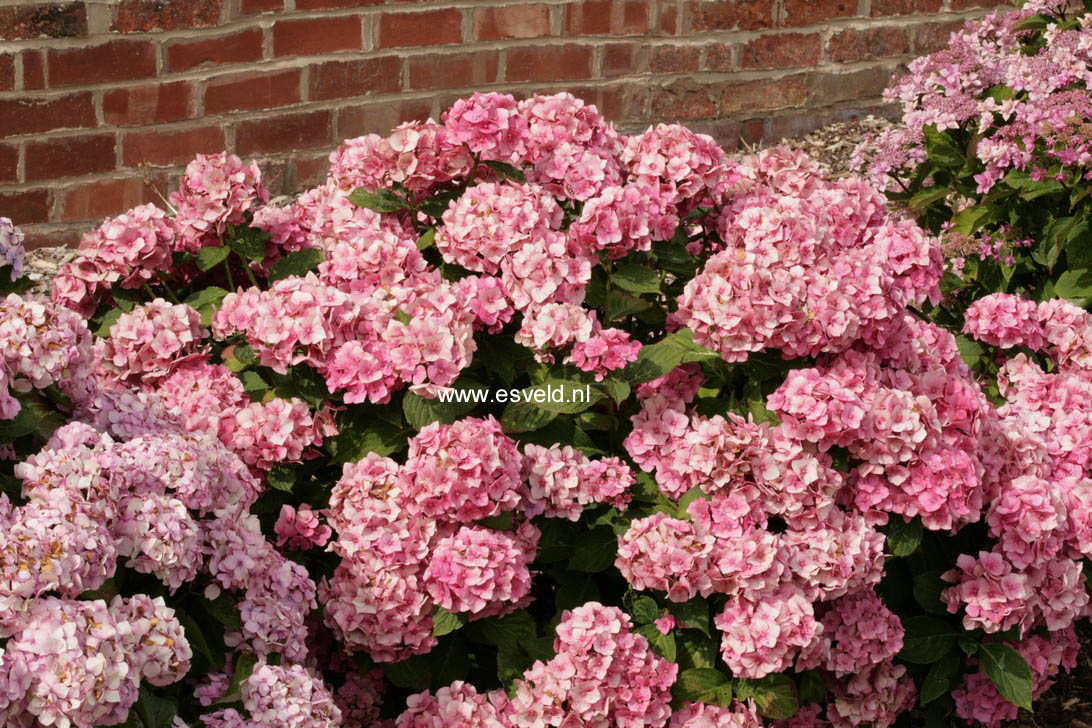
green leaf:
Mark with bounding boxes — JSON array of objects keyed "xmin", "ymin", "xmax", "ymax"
[
  {"xmin": 948, "ymin": 205, "xmax": 993, "ymax": 235},
  {"xmin": 184, "ymin": 286, "xmax": 229, "ymax": 326},
  {"xmin": 604, "ymin": 290, "xmax": 653, "ymax": 322},
  {"xmin": 798, "ymin": 671, "xmax": 827, "ymax": 705},
  {"xmin": 958, "ymin": 636, "xmax": 980, "ymax": 656},
  {"xmin": 223, "ymin": 343, "xmax": 257, "ymax": 372},
  {"xmin": 519, "ymin": 380, "xmax": 603, "ymax": 414},
  {"xmin": 920, "ymin": 650, "xmax": 961, "ymax": 707},
  {"xmin": 483, "ymin": 160, "xmax": 527, "ymax": 184},
  {"xmin": 204, "ymin": 594, "xmax": 243, "ymax": 632},
  {"xmin": 884, "ymin": 516, "xmax": 923, "ymax": 557},
  {"xmin": 227, "ymin": 225, "xmax": 271, "ymax": 262},
  {"xmin": 675, "ymin": 486, "xmax": 705, "ymax": 519},
  {"xmin": 909, "ymin": 185, "xmax": 952, "ymax": 211},
  {"xmin": 176, "ymin": 611, "xmax": 219, "ymax": 671},
  {"xmin": 134, "ymin": 685, "xmax": 177, "ymax": 728},
  {"xmin": 612, "ymin": 264, "xmax": 661, "ymax": 294},
  {"xmin": 383, "ymin": 655, "xmax": 431, "ymax": 691},
  {"xmin": 956, "ymin": 335, "xmax": 984, "ymax": 369},
  {"xmin": 673, "ymin": 668, "xmax": 730, "ymax": 704},
  {"xmin": 469, "ymin": 609, "xmax": 536, "ymax": 646},
  {"xmin": 568, "ymin": 526, "xmax": 617, "ymax": 573},
  {"xmin": 631, "ymin": 596, "xmax": 660, "ymax": 625},
  {"xmin": 477, "ymin": 511, "xmax": 515, "ymax": 531},
  {"xmin": 978, "ymin": 642, "xmax": 1034, "ymax": 711},
  {"xmin": 676, "ymin": 631, "xmax": 717, "ymax": 670},
  {"xmin": 666, "ymin": 599, "xmax": 710, "ymax": 637},
  {"xmin": 1052, "ymin": 268, "xmax": 1092, "ymax": 306},
  {"xmin": 196, "ymin": 245, "xmax": 231, "ymax": 271},
  {"xmin": 216, "ymin": 652, "xmax": 257, "ymax": 704},
  {"xmin": 624, "ymin": 329, "xmax": 706, "ymax": 384},
  {"xmin": 500, "ymin": 400, "xmax": 558, "ymax": 433},
  {"xmin": 348, "ymin": 187, "xmax": 408, "ymax": 213},
  {"xmin": 913, "ymin": 570, "xmax": 949, "ymax": 616},
  {"xmin": 403, "ymin": 386, "xmax": 481, "ymax": 431},
  {"xmin": 602, "ymin": 377, "xmax": 630, "ymax": 405},
  {"xmin": 554, "ymin": 571, "xmax": 600, "ymax": 612},
  {"xmin": 432, "ymin": 605, "xmax": 468, "ymax": 637},
  {"xmin": 637, "ymin": 623, "xmax": 677, "ymax": 662},
  {"xmin": 417, "ymin": 228, "xmax": 436, "ymax": 250},
  {"xmin": 268, "ymin": 248, "xmax": 323, "ymax": 282},
  {"xmin": 736, "ymin": 674, "xmax": 799, "ymax": 720},
  {"xmin": 95, "ymin": 308, "xmax": 124, "ymax": 337},
  {"xmin": 1034, "ymin": 215, "xmax": 1088, "ymax": 269},
  {"xmin": 899, "ymin": 616, "xmax": 959, "ymax": 664},
  {"xmin": 922, "ymin": 125, "xmax": 965, "ymax": 168},
  {"xmin": 240, "ymin": 370, "xmax": 269, "ymax": 398},
  {"xmin": 266, "ymin": 464, "xmax": 296, "ymax": 492}
]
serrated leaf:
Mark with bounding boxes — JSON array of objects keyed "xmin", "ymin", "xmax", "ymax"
[
  {"xmin": 884, "ymin": 516, "xmax": 923, "ymax": 557},
  {"xmin": 554, "ymin": 571, "xmax": 599, "ymax": 612},
  {"xmin": 978, "ymin": 642, "xmax": 1033, "ymax": 711},
  {"xmin": 500, "ymin": 400, "xmax": 558, "ymax": 433},
  {"xmin": 636, "ymin": 623, "xmax": 677, "ymax": 662},
  {"xmin": 417, "ymin": 228, "xmax": 436, "ymax": 250},
  {"xmin": 736, "ymin": 674, "xmax": 799, "ymax": 720},
  {"xmin": 900, "ymin": 616, "xmax": 959, "ymax": 664},
  {"xmin": 204, "ymin": 594, "xmax": 243, "ymax": 632},
  {"xmin": 920, "ymin": 650, "xmax": 961, "ymax": 707},
  {"xmin": 666, "ymin": 599, "xmax": 710, "ymax": 637},
  {"xmin": 483, "ymin": 160, "xmax": 527, "ymax": 184},
  {"xmin": 196, "ymin": 246, "xmax": 231, "ymax": 271},
  {"xmin": 223, "ymin": 343, "xmax": 256, "ymax": 372},
  {"xmin": 95, "ymin": 307, "xmax": 124, "ymax": 337},
  {"xmin": 799, "ymin": 670, "xmax": 827, "ymax": 705},
  {"xmin": 432, "ymin": 605, "xmax": 468, "ymax": 637},
  {"xmin": 266, "ymin": 464, "xmax": 295, "ymax": 492},
  {"xmin": 519, "ymin": 380, "xmax": 602, "ymax": 414},
  {"xmin": 216, "ymin": 652, "xmax": 257, "ymax": 705},
  {"xmin": 909, "ymin": 185, "xmax": 952, "ymax": 211},
  {"xmin": 1052, "ymin": 268, "xmax": 1092, "ymax": 306},
  {"xmin": 403, "ymin": 386, "xmax": 481, "ymax": 431},
  {"xmin": 922, "ymin": 125, "xmax": 965, "ymax": 168},
  {"xmin": 914, "ymin": 571, "xmax": 949, "ymax": 616},
  {"xmin": 227, "ymin": 225, "xmax": 271, "ymax": 262},
  {"xmin": 631, "ymin": 596, "xmax": 660, "ymax": 625},
  {"xmin": 134, "ymin": 685, "xmax": 177, "ymax": 728},
  {"xmin": 268, "ymin": 248, "xmax": 323, "ymax": 282},
  {"xmin": 603, "ymin": 377, "xmax": 630, "ymax": 405},
  {"xmin": 956, "ymin": 335, "xmax": 984, "ymax": 369},
  {"xmin": 604, "ymin": 290, "xmax": 652, "ymax": 322},
  {"xmin": 612, "ymin": 264, "xmax": 661, "ymax": 294},
  {"xmin": 673, "ymin": 668, "xmax": 729, "ymax": 703},
  {"xmin": 624, "ymin": 328, "xmax": 706, "ymax": 384},
  {"xmin": 470, "ymin": 609, "xmax": 536, "ymax": 647},
  {"xmin": 568, "ymin": 526, "xmax": 617, "ymax": 573},
  {"xmin": 348, "ymin": 187, "xmax": 408, "ymax": 213}
]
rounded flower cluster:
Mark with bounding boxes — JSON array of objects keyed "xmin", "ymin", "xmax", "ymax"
[
  {"xmin": 170, "ymin": 152, "xmax": 269, "ymax": 252},
  {"xmin": 97, "ymin": 299, "xmax": 208, "ymax": 384}
]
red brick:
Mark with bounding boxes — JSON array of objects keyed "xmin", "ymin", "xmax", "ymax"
[
  {"xmin": 602, "ymin": 43, "xmax": 648, "ymax": 78},
  {"xmin": 566, "ymin": 0, "xmax": 649, "ymax": 35},
  {"xmin": 113, "ymin": 0, "xmax": 223, "ymax": 32},
  {"xmin": 949, "ymin": 0, "xmax": 1008, "ymax": 8},
  {"xmin": 122, "ymin": 126, "xmax": 225, "ymax": 167},
  {"xmin": 474, "ymin": 4, "xmax": 550, "ymax": 40},
  {"xmin": 782, "ymin": 0, "xmax": 855, "ymax": 27},
  {"xmin": 236, "ymin": 110, "xmax": 332, "ymax": 155},
  {"xmin": 0, "ymin": 93, "xmax": 96, "ymax": 137},
  {"xmin": 240, "ymin": 0, "xmax": 282, "ymax": 12},
  {"xmin": 703, "ymin": 43, "xmax": 735, "ymax": 72},
  {"xmin": 407, "ymin": 52, "xmax": 499, "ymax": 90},
  {"xmin": 871, "ymin": 0, "xmax": 942, "ymax": 15},
  {"xmin": 61, "ymin": 175, "xmax": 164, "ymax": 222},
  {"xmin": 659, "ymin": 4, "xmax": 678, "ymax": 34},
  {"xmin": 0, "ymin": 55, "xmax": 12, "ymax": 91},
  {"xmin": 0, "ymin": 3, "xmax": 86, "ymax": 40},
  {"xmin": 0, "ymin": 145, "xmax": 17, "ymax": 183},
  {"xmin": 26, "ymin": 134, "xmax": 116, "ymax": 182},
  {"xmin": 379, "ymin": 9, "xmax": 461, "ymax": 48},
  {"xmin": 273, "ymin": 16, "xmax": 361, "ymax": 56},
  {"xmin": 297, "ymin": 0, "xmax": 383, "ymax": 7},
  {"xmin": 829, "ymin": 27, "xmax": 909, "ymax": 62},
  {"xmin": 721, "ymin": 74, "xmax": 807, "ymax": 114},
  {"xmin": 506, "ymin": 45, "xmax": 593, "ymax": 83},
  {"xmin": 22, "ymin": 50, "xmax": 44, "ymax": 90},
  {"xmin": 104, "ymin": 82, "xmax": 193, "ymax": 127},
  {"xmin": 914, "ymin": 21, "xmax": 962, "ymax": 53},
  {"xmin": 687, "ymin": 0, "xmax": 774, "ymax": 32},
  {"xmin": 290, "ymin": 153, "xmax": 330, "ymax": 188},
  {"xmin": 48, "ymin": 40, "xmax": 156, "ymax": 87},
  {"xmin": 741, "ymin": 32, "xmax": 821, "ymax": 70},
  {"xmin": 23, "ymin": 227, "xmax": 83, "ymax": 251},
  {"xmin": 166, "ymin": 28, "xmax": 263, "ymax": 72},
  {"xmin": 0, "ymin": 192, "xmax": 49, "ymax": 226},
  {"xmin": 651, "ymin": 82, "xmax": 716, "ymax": 120},
  {"xmin": 338, "ymin": 100, "xmax": 431, "ymax": 138},
  {"xmin": 204, "ymin": 69, "xmax": 302, "ymax": 114},
  {"xmin": 650, "ymin": 45, "xmax": 700, "ymax": 73},
  {"xmin": 309, "ymin": 57, "xmax": 403, "ymax": 100}
]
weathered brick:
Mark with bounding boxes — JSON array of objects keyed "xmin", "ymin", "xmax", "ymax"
[
  {"xmin": 602, "ymin": 43, "xmax": 648, "ymax": 78},
  {"xmin": 204, "ymin": 69, "xmax": 302, "ymax": 114},
  {"xmin": 807, "ymin": 66, "xmax": 893, "ymax": 105},
  {"xmin": 290, "ymin": 152, "xmax": 331, "ymax": 188},
  {"xmin": 721, "ymin": 74, "xmax": 808, "ymax": 114},
  {"xmin": 273, "ymin": 16, "xmax": 362, "ymax": 56},
  {"xmin": 378, "ymin": 9, "xmax": 462, "ymax": 48},
  {"xmin": 309, "ymin": 57, "xmax": 403, "ymax": 100},
  {"xmin": 0, "ymin": 191, "xmax": 50, "ymax": 226},
  {"xmin": 0, "ymin": 93, "xmax": 96, "ymax": 137},
  {"xmin": 61, "ymin": 175, "xmax": 164, "ymax": 222},
  {"xmin": 26, "ymin": 134, "xmax": 116, "ymax": 181},
  {"xmin": 22, "ymin": 50, "xmax": 44, "ymax": 90},
  {"xmin": 650, "ymin": 45, "xmax": 701, "ymax": 73},
  {"xmin": 23, "ymin": 226, "xmax": 83, "ymax": 251},
  {"xmin": 871, "ymin": 0, "xmax": 942, "ymax": 15},
  {"xmin": 741, "ymin": 32, "xmax": 821, "ymax": 70},
  {"xmin": 651, "ymin": 82, "xmax": 716, "ymax": 120},
  {"xmin": 407, "ymin": 52, "xmax": 499, "ymax": 90},
  {"xmin": 703, "ymin": 43, "xmax": 735, "ymax": 72},
  {"xmin": 0, "ymin": 144, "xmax": 18, "ymax": 184},
  {"xmin": 338, "ymin": 99, "xmax": 431, "ymax": 138},
  {"xmin": 659, "ymin": 3, "xmax": 678, "ymax": 34},
  {"xmin": 166, "ymin": 28, "xmax": 264, "ymax": 72},
  {"xmin": 506, "ymin": 45, "xmax": 593, "ymax": 83},
  {"xmin": 113, "ymin": 0, "xmax": 223, "ymax": 32},
  {"xmin": 782, "ymin": 0, "xmax": 855, "ymax": 27},
  {"xmin": 829, "ymin": 27, "xmax": 909, "ymax": 62},
  {"xmin": 104, "ymin": 82, "xmax": 193, "ymax": 127},
  {"xmin": 48, "ymin": 40, "xmax": 156, "ymax": 87},
  {"xmin": 566, "ymin": 0, "xmax": 649, "ymax": 35},
  {"xmin": 240, "ymin": 0, "xmax": 282, "ymax": 12},
  {"xmin": 0, "ymin": 3, "xmax": 86, "ymax": 40},
  {"xmin": 0, "ymin": 55, "xmax": 13, "ymax": 91},
  {"xmin": 122, "ymin": 125, "xmax": 225, "ymax": 167},
  {"xmin": 949, "ymin": 0, "xmax": 1008, "ymax": 8},
  {"xmin": 296, "ymin": 0, "xmax": 383, "ymax": 7},
  {"xmin": 236, "ymin": 110, "xmax": 332, "ymax": 155},
  {"xmin": 474, "ymin": 4, "xmax": 551, "ymax": 40},
  {"xmin": 687, "ymin": 0, "xmax": 775, "ymax": 32},
  {"xmin": 914, "ymin": 21, "xmax": 963, "ymax": 53}
]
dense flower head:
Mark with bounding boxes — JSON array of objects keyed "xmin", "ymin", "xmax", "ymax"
[
  {"xmin": 964, "ymin": 293, "xmax": 1045, "ymax": 349},
  {"xmin": 218, "ymin": 397, "xmax": 325, "ymax": 471},
  {"xmin": 797, "ymin": 590, "xmax": 904, "ymax": 676},
  {"xmin": 423, "ymin": 525, "xmax": 535, "ymax": 618},
  {"xmin": 621, "ymin": 123, "xmax": 726, "ymax": 202},
  {"xmin": 826, "ymin": 660, "xmax": 916, "ymax": 728},
  {"xmin": 275, "ymin": 504, "xmax": 332, "ymax": 550},
  {"xmin": 98, "ymin": 299, "xmax": 208, "ymax": 384},
  {"xmin": 0, "ymin": 217, "xmax": 24, "ymax": 281},
  {"xmin": 171, "ymin": 152, "xmax": 269, "ymax": 252},
  {"xmin": 443, "ymin": 92, "xmax": 530, "ymax": 164},
  {"xmin": 523, "ymin": 443, "xmax": 633, "ymax": 520},
  {"xmin": 568, "ymin": 327, "xmax": 642, "ymax": 379},
  {"xmin": 568, "ymin": 182, "xmax": 678, "ymax": 258},
  {"xmin": 668, "ymin": 701, "xmax": 761, "ymax": 727},
  {"xmin": 942, "ymin": 550, "xmax": 1034, "ymax": 634},
  {"xmin": 396, "ymin": 681, "xmax": 510, "ymax": 727},
  {"xmin": 714, "ymin": 583, "xmax": 821, "ymax": 679}
]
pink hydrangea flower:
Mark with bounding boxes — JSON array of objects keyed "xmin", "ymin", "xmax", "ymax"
[{"xmin": 275, "ymin": 504, "xmax": 333, "ymax": 550}]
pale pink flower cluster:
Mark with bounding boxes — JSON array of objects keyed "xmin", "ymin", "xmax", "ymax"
[
  {"xmin": 714, "ymin": 583, "xmax": 820, "ymax": 679},
  {"xmin": 334, "ymin": 669, "xmax": 388, "ymax": 728},
  {"xmin": 98, "ymin": 299, "xmax": 208, "ymax": 384},
  {"xmin": 964, "ymin": 292, "xmax": 1045, "ymax": 349},
  {"xmin": 275, "ymin": 504, "xmax": 332, "ymax": 550},
  {"xmin": 218, "ymin": 397, "xmax": 324, "ymax": 471},
  {"xmin": 569, "ymin": 182, "xmax": 678, "ymax": 258},
  {"xmin": 442, "ymin": 91, "xmax": 530, "ymax": 164},
  {"xmin": 677, "ymin": 148, "xmax": 942, "ymax": 363},
  {"xmin": 396, "ymin": 681, "xmax": 509, "ymax": 727},
  {"xmin": 170, "ymin": 152, "xmax": 269, "ymax": 252},
  {"xmin": 522, "ymin": 443, "xmax": 634, "ymax": 520},
  {"xmin": 201, "ymin": 662, "xmax": 341, "ymax": 728},
  {"xmin": 568, "ymin": 327, "xmax": 643, "ymax": 380},
  {"xmin": 424, "ymin": 526, "xmax": 535, "ymax": 616},
  {"xmin": 797, "ymin": 591, "xmax": 904, "ymax": 677},
  {"xmin": 826, "ymin": 660, "xmax": 917, "ymax": 728},
  {"xmin": 621, "ymin": 123, "xmax": 726, "ymax": 201},
  {"xmin": 0, "ymin": 217, "xmax": 24, "ymax": 280},
  {"xmin": 669, "ymin": 701, "xmax": 761, "ymax": 727},
  {"xmin": 52, "ymin": 203, "xmax": 176, "ymax": 314}
]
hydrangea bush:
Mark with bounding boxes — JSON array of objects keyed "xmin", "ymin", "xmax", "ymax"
[
  {"xmin": 855, "ymin": 0, "xmax": 1092, "ymax": 325},
  {"xmin": 2, "ymin": 87, "xmax": 1089, "ymax": 728}
]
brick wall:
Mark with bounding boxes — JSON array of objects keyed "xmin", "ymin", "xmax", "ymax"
[{"xmin": 0, "ymin": 0, "xmax": 1009, "ymax": 249}]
